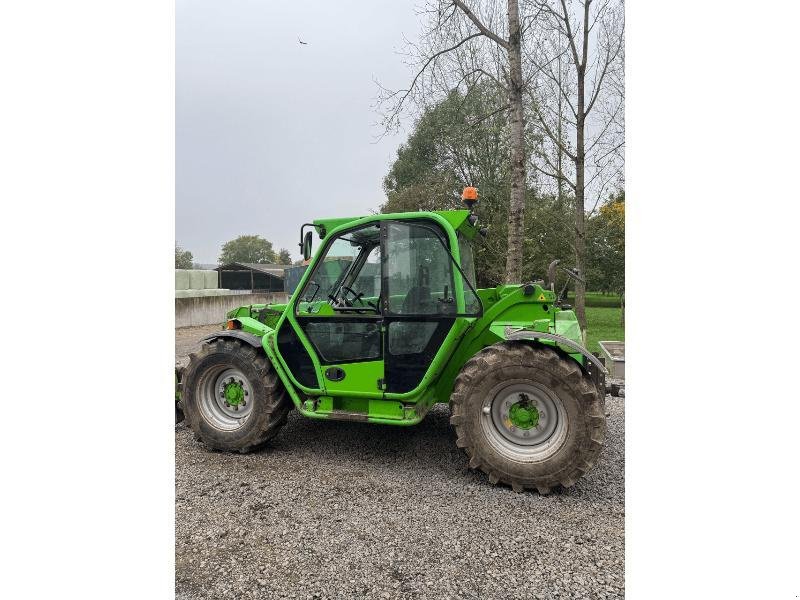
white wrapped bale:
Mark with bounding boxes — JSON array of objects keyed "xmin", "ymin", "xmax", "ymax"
[
  {"xmin": 175, "ymin": 289, "xmax": 191, "ymax": 298},
  {"xmin": 204, "ymin": 270, "xmax": 219, "ymax": 289},
  {"xmin": 189, "ymin": 270, "xmax": 205, "ymax": 290},
  {"xmin": 175, "ymin": 269, "xmax": 190, "ymax": 291}
]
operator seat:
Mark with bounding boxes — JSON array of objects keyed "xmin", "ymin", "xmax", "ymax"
[
  {"xmin": 400, "ymin": 285, "xmax": 434, "ymax": 314},
  {"xmin": 391, "ymin": 285, "xmax": 436, "ymax": 356}
]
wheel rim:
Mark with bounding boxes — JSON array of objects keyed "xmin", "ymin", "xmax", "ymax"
[
  {"xmin": 480, "ymin": 380, "xmax": 567, "ymax": 462},
  {"xmin": 197, "ymin": 366, "xmax": 254, "ymax": 431}
]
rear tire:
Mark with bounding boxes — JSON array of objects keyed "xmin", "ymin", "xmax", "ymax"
[
  {"xmin": 450, "ymin": 342, "xmax": 605, "ymax": 493},
  {"xmin": 182, "ymin": 338, "xmax": 291, "ymax": 453},
  {"xmin": 175, "ymin": 368, "xmax": 185, "ymax": 424}
]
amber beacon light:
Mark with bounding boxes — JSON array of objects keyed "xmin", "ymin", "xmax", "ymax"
[{"xmin": 462, "ymin": 186, "xmax": 478, "ymax": 211}]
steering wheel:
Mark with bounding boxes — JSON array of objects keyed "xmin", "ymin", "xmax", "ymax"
[
  {"xmin": 340, "ymin": 286, "xmax": 366, "ymax": 306},
  {"xmin": 340, "ymin": 286, "xmax": 378, "ymax": 310}
]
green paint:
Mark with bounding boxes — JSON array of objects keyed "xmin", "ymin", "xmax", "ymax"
[
  {"xmin": 223, "ymin": 379, "xmax": 245, "ymax": 406},
  {"xmin": 210, "ymin": 209, "xmax": 594, "ymax": 426},
  {"xmin": 509, "ymin": 401, "xmax": 539, "ymax": 429},
  {"xmin": 322, "ymin": 361, "xmax": 384, "ymax": 396}
]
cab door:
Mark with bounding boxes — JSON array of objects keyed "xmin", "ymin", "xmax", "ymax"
[
  {"xmin": 380, "ymin": 220, "xmax": 480, "ymax": 394},
  {"xmin": 277, "ymin": 223, "xmax": 385, "ymax": 396}
]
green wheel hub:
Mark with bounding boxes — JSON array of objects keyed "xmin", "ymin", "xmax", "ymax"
[
  {"xmin": 482, "ymin": 381, "xmax": 567, "ymax": 457},
  {"xmin": 508, "ymin": 399, "xmax": 539, "ymax": 429},
  {"xmin": 198, "ymin": 367, "xmax": 254, "ymax": 430},
  {"xmin": 223, "ymin": 379, "xmax": 245, "ymax": 406}
]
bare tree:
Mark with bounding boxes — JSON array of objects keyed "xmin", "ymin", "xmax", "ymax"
[
  {"xmin": 379, "ymin": 0, "xmax": 531, "ymax": 283},
  {"xmin": 525, "ymin": 0, "xmax": 624, "ymax": 333}
]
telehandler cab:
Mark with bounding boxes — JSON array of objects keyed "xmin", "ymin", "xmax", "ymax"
[{"xmin": 177, "ymin": 188, "xmax": 607, "ymax": 493}]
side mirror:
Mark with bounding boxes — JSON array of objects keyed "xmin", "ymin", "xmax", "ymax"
[{"xmin": 302, "ymin": 231, "xmax": 313, "ymax": 261}]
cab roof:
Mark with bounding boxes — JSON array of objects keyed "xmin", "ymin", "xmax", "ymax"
[{"xmin": 312, "ymin": 210, "xmax": 475, "ymax": 240}]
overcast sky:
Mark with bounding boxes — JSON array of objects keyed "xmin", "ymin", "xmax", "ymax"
[{"xmin": 176, "ymin": 0, "xmax": 420, "ymax": 264}]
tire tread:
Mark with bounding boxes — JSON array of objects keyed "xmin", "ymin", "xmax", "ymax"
[
  {"xmin": 450, "ymin": 341, "xmax": 605, "ymax": 493},
  {"xmin": 182, "ymin": 338, "xmax": 292, "ymax": 453}
]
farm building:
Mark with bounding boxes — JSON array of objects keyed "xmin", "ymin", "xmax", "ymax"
[
  {"xmin": 283, "ymin": 260, "xmax": 380, "ymax": 296},
  {"xmin": 216, "ymin": 263, "xmax": 289, "ymax": 293}
]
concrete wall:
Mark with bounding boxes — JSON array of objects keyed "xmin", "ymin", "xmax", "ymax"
[
  {"xmin": 175, "ymin": 292, "xmax": 289, "ymax": 328},
  {"xmin": 175, "ymin": 289, "xmax": 235, "ymax": 298}
]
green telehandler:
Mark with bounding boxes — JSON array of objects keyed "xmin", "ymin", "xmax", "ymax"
[{"xmin": 176, "ymin": 188, "xmax": 607, "ymax": 493}]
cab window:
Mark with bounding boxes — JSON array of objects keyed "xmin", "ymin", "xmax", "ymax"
[
  {"xmin": 457, "ymin": 233, "xmax": 481, "ymax": 314},
  {"xmin": 385, "ymin": 221, "xmax": 455, "ymax": 315},
  {"xmin": 296, "ymin": 224, "xmax": 381, "ymax": 312}
]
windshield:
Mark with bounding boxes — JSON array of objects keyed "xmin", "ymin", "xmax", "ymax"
[{"xmin": 297, "ymin": 225, "xmax": 381, "ymax": 307}]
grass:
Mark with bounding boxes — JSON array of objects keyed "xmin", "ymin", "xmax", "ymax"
[
  {"xmin": 566, "ymin": 291, "xmax": 622, "ymax": 308},
  {"xmin": 584, "ymin": 306, "xmax": 624, "ymax": 354},
  {"xmin": 558, "ymin": 291, "xmax": 624, "ymax": 352}
]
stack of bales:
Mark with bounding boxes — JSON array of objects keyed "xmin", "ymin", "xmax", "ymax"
[{"xmin": 175, "ymin": 269, "xmax": 232, "ymax": 297}]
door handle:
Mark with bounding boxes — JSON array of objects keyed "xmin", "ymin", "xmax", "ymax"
[{"xmin": 324, "ymin": 367, "xmax": 346, "ymax": 382}]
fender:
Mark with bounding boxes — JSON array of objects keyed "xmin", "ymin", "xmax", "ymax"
[
  {"xmin": 200, "ymin": 329, "xmax": 265, "ymax": 349},
  {"xmin": 504, "ymin": 326, "xmax": 608, "ymax": 396},
  {"xmin": 503, "ymin": 326, "xmax": 608, "ymax": 375}
]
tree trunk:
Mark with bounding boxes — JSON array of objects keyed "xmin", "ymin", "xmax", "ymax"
[
  {"xmin": 574, "ymin": 157, "xmax": 586, "ymax": 334},
  {"xmin": 574, "ymin": 80, "xmax": 587, "ymax": 333},
  {"xmin": 573, "ymin": 0, "xmax": 590, "ymax": 336},
  {"xmin": 556, "ymin": 51, "xmax": 564, "ymax": 206},
  {"xmin": 504, "ymin": 0, "xmax": 526, "ymax": 284}
]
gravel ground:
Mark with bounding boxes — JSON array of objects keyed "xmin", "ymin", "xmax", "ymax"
[
  {"xmin": 176, "ymin": 325, "xmax": 221, "ymax": 370},
  {"xmin": 176, "ymin": 326, "xmax": 625, "ymax": 599}
]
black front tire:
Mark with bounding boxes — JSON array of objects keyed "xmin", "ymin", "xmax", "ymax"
[
  {"xmin": 182, "ymin": 338, "xmax": 291, "ymax": 453},
  {"xmin": 449, "ymin": 342, "xmax": 605, "ymax": 493}
]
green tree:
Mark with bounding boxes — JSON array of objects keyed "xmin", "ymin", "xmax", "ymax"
[
  {"xmin": 381, "ymin": 85, "xmax": 574, "ymax": 288},
  {"xmin": 218, "ymin": 235, "xmax": 276, "ymax": 265},
  {"xmin": 527, "ymin": 0, "xmax": 625, "ymax": 334},
  {"xmin": 382, "ymin": 85, "xmax": 510, "ymax": 286},
  {"xmin": 175, "ymin": 245, "xmax": 193, "ymax": 269},
  {"xmin": 586, "ymin": 191, "xmax": 625, "ymax": 300},
  {"xmin": 277, "ymin": 248, "xmax": 292, "ymax": 265},
  {"xmin": 379, "ymin": 0, "xmax": 529, "ymax": 283}
]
